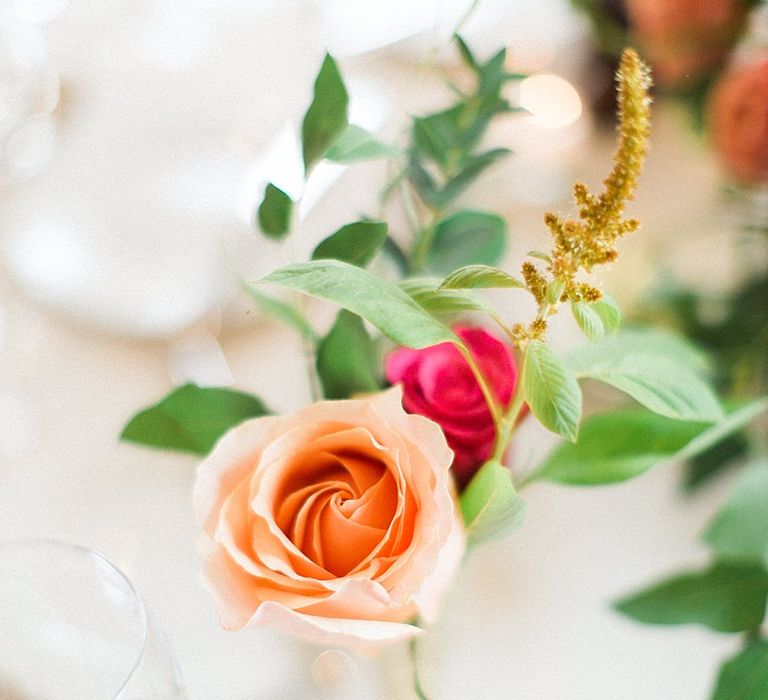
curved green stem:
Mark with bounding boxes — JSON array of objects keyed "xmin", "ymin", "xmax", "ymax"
[
  {"xmin": 457, "ymin": 344, "xmax": 501, "ymax": 424},
  {"xmin": 409, "ymin": 636, "xmax": 429, "ymax": 700}
]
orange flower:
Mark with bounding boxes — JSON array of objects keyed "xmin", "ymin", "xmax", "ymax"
[
  {"xmin": 193, "ymin": 389, "xmax": 464, "ymax": 652},
  {"xmin": 709, "ymin": 59, "xmax": 768, "ymax": 184}
]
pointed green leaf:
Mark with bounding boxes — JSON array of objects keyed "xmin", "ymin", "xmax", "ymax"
[
  {"xmin": 400, "ymin": 278, "xmax": 495, "ymax": 316},
  {"xmin": 531, "ymin": 400, "xmax": 768, "ymax": 486},
  {"xmin": 258, "ymin": 260, "xmax": 457, "ymax": 349},
  {"xmin": 426, "ymin": 210, "xmax": 508, "ymax": 276},
  {"xmin": 460, "ymin": 460, "xmax": 526, "ymax": 546},
  {"xmin": 571, "ymin": 301, "xmax": 605, "ymax": 342},
  {"xmin": 712, "ymin": 639, "xmax": 768, "ymax": 700},
  {"xmin": 454, "ymin": 34, "xmax": 479, "ymax": 72},
  {"xmin": 121, "ymin": 384, "xmax": 270, "ymax": 455},
  {"xmin": 256, "ymin": 183, "xmax": 293, "ymax": 239},
  {"xmin": 546, "ymin": 278, "xmax": 565, "ymax": 305},
  {"xmin": 316, "ymin": 310, "xmax": 381, "ymax": 399},
  {"xmin": 527, "ymin": 251, "xmax": 552, "ymax": 263},
  {"xmin": 240, "ymin": 284, "xmax": 315, "ymax": 340},
  {"xmin": 302, "ymin": 54, "xmax": 349, "ymax": 172},
  {"xmin": 439, "ymin": 264, "xmax": 524, "ymax": 290},
  {"xmin": 614, "ymin": 562, "xmax": 768, "ymax": 633},
  {"xmin": 311, "ymin": 221, "xmax": 388, "ymax": 268},
  {"xmin": 522, "ymin": 341, "xmax": 582, "ymax": 441},
  {"xmin": 592, "ymin": 293, "xmax": 622, "ymax": 332},
  {"xmin": 568, "ymin": 329, "xmax": 723, "ymax": 422},
  {"xmin": 325, "ymin": 125, "xmax": 399, "ymax": 163},
  {"xmin": 436, "ymin": 148, "xmax": 510, "ymax": 206},
  {"xmin": 704, "ymin": 458, "xmax": 768, "ymax": 566}
]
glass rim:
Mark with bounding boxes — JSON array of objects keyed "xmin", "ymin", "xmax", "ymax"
[{"xmin": 0, "ymin": 537, "xmax": 149, "ymax": 698}]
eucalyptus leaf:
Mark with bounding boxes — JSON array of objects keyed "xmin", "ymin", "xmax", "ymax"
[
  {"xmin": 311, "ymin": 221, "xmax": 388, "ymax": 268},
  {"xmin": 302, "ymin": 54, "xmax": 349, "ymax": 172},
  {"xmin": 522, "ymin": 341, "xmax": 582, "ymax": 442},
  {"xmin": 121, "ymin": 384, "xmax": 270, "ymax": 455},
  {"xmin": 704, "ymin": 458, "xmax": 768, "ymax": 566},
  {"xmin": 568, "ymin": 329, "xmax": 722, "ymax": 422},
  {"xmin": 258, "ymin": 260, "xmax": 457, "ymax": 349},
  {"xmin": 460, "ymin": 460, "xmax": 526, "ymax": 546},
  {"xmin": 256, "ymin": 183, "xmax": 293, "ymax": 239},
  {"xmin": 316, "ymin": 310, "xmax": 381, "ymax": 399},
  {"xmin": 712, "ymin": 639, "xmax": 768, "ymax": 700},
  {"xmin": 325, "ymin": 125, "xmax": 398, "ymax": 163},
  {"xmin": 614, "ymin": 562, "xmax": 768, "ymax": 633},
  {"xmin": 426, "ymin": 210, "xmax": 508, "ymax": 276},
  {"xmin": 240, "ymin": 284, "xmax": 315, "ymax": 340},
  {"xmin": 571, "ymin": 301, "xmax": 605, "ymax": 342},
  {"xmin": 439, "ymin": 264, "xmax": 524, "ymax": 290}
]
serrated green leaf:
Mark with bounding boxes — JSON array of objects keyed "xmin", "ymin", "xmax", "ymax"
[
  {"xmin": 439, "ymin": 264, "xmax": 524, "ymax": 290},
  {"xmin": 257, "ymin": 260, "xmax": 457, "ymax": 349},
  {"xmin": 592, "ymin": 293, "xmax": 622, "ymax": 332},
  {"xmin": 325, "ymin": 124, "xmax": 399, "ymax": 163},
  {"xmin": 311, "ymin": 220, "xmax": 388, "ymax": 268},
  {"xmin": 240, "ymin": 284, "xmax": 315, "ymax": 340},
  {"xmin": 704, "ymin": 458, "xmax": 768, "ymax": 566},
  {"xmin": 614, "ymin": 562, "xmax": 768, "ymax": 633},
  {"xmin": 121, "ymin": 384, "xmax": 270, "ymax": 455},
  {"xmin": 426, "ymin": 210, "xmax": 508, "ymax": 276},
  {"xmin": 522, "ymin": 341, "xmax": 582, "ymax": 441},
  {"xmin": 316, "ymin": 310, "xmax": 381, "ymax": 399},
  {"xmin": 460, "ymin": 460, "xmax": 526, "ymax": 546},
  {"xmin": 302, "ymin": 54, "xmax": 349, "ymax": 172},
  {"xmin": 256, "ymin": 183, "xmax": 293, "ymax": 239},
  {"xmin": 712, "ymin": 639, "xmax": 768, "ymax": 700},
  {"xmin": 571, "ymin": 301, "xmax": 605, "ymax": 342},
  {"xmin": 568, "ymin": 329, "xmax": 723, "ymax": 422}
]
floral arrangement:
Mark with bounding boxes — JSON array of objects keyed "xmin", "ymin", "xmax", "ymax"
[{"xmin": 121, "ymin": 39, "xmax": 768, "ymax": 697}]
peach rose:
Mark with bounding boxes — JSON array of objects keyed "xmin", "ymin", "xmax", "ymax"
[
  {"xmin": 193, "ymin": 388, "xmax": 464, "ymax": 652},
  {"xmin": 624, "ymin": 0, "xmax": 746, "ymax": 87},
  {"xmin": 709, "ymin": 59, "xmax": 768, "ymax": 184}
]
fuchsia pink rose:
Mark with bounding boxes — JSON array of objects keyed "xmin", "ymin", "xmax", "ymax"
[
  {"xmin": 709, "ymin": 59, "xmax": 768, "ymax": 184},
  {"xmin": 385, "ymin": 326, "xmax": 520, "ymax": 487},
  {"xmin": 194, "ymin": 389, "xmax": 464, "ymax": 653}
]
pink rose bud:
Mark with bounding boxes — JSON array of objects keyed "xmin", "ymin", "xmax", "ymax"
[
  {"xmin": 385, "ymin": 326, "xmax": 520, "ymax": 488},
  {"xmin": 624, "ymin": 0, "xmax": 746, "ymax": 88},
  {"xmin": 709, "ymin": 59, "xmax": 768, "ymax": 184}
]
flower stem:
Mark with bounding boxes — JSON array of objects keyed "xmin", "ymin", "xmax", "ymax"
[
  {"xmin": 409, "ymin": 637, "xmax": 429, "ymax": 700},
  {"xmin": 457, "ymin": 344, "xmax": 501, "ymax": 423},
  {"xmin": 491, "ymin": 351, "xmax": 527, "ymax": 464}
]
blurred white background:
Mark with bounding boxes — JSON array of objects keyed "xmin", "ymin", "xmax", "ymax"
[{"xmin": 0, "ymin": 0, "xmax": 740, "ymax": 697}]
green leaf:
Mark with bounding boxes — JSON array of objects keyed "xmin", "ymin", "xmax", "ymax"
[
  {"xmin": 256, "ymin": 183, "xmax": 293, "ymax": 239},
  {"xmin": 614, "ymin": 562, "xmax": 768, "ymax": 633},
  {"xmin": 532, "ymin": 398, "xmax": 768, "ymax": 487},
  {"xmin": 311, "ymin": 220, "xmax": 388, "ymax": 268},
  {"xmin": 258, "ymin": 260, "xmax": 457, "ymax": 349},
  {"xmin": 522, "ymin": 341, "xmax": 582, "ymax": 441},
  {"xmin": 460, "ymin": 460, "xmax": 526, "ymax": 546},
  {"xmin": 426, "ymin": 210, "xmax": 508, "ymax": 276},
  {"xmin": 325, "ymin": 125, "xmax": 399, "ymax": 163},
  {"xmin": 400, "ymin": 278, "xmax": 495, "ymax": 316},
  {"xmin": 439, "ymin": 264, "xmax": 524, "ymax": 290},
  {"xmin": 533, "ymin": 408, "xmax": 708, "ymax": 485},
  {"xmin": 592, "ymin": 293, "xmax": 622, "ymax": 332},
  {"xmin": 568, "ymin": 329, "xmax": 723, "ymax": 422},
  {"xmin": 704, "ymin": 459, "xmax": 768, "ymax": 566},
  {"xmin": 435, "ymin": 148, "xmax": 510, "ymax": 206},
  {"xmin": 455, "ymin": 34, "xmax": 479, "ymax": 72},
  {"xmin": 546, "ymin": 278, "xmax": 565, "ymax": 305},
  {"xmin": 571, "ymin": 301, "xmax": 605, "ymax": 342},
  {"xmin": 712, "ymin": 639, "xmax": 768, "ymax": 700},
  {"xmin": 302, "ymin": 53, "xmax": 349, "ymax": 172},
  {"xmin": 684, "ymin": 431, "xmax": 748, "ymax": 492},
  {"xmin": 316, "ymin": 310, "xmax": 381, "ymax": 399},
  {"xmin": 121, "ymin": 384, "xmax": 270, "ymax": 455},
  {"xmin": 527, "ymin": 250, "xmax": 552, "ymax": 263},
  {"xmin": 240, "ymin": 284, "xmax": 316, "ymax": 340}
]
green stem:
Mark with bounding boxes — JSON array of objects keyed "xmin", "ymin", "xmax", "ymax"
[
  {"xmin": 491, "ymin": 349, "xmax": 528, "ymax": 463},
  {"xmin": 409, "ymin": 637, "xmax": 429, "ymax": 700},
  {"xmin": 457, "ymin": 344, "xmax": 501, "ymax": 424}
]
